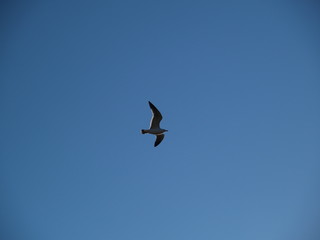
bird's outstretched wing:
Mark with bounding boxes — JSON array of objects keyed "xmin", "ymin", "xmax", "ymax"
[
  {"xmin": 149, "ymin": 101, "xmax": 163, "ymax": 129},
  {"xmin": 154, "ymin": 134, "xmax": 165, "ymax": 147}
]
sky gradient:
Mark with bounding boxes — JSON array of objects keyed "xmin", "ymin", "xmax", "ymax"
[{"xmin": 1, "ymin": 1, "xmax": 320, "ymax": 240}]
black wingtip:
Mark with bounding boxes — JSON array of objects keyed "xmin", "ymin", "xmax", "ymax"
[
  {"xmin": 148, "ymin": 101, "xmax": 155, "ymax": 108},
  {"xmin": 154, "ymin": 134, "xmax": 165, "ymax": 147}
]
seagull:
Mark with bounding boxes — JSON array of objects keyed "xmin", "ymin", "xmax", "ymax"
[{"xmin": 141, "ymin": 101, "xmax": 168, "ymax": 147}]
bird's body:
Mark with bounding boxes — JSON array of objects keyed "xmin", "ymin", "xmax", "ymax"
[
  {"xmin": 141, "ymin": 129, "xmax": 167, "ymax": 135},
  {"xmin": 141, "ymin": 101, "xmax": 168, "ymax": 147}
]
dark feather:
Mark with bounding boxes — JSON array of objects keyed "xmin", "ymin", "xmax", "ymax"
[
  {"xmin": 148, "ymin": 101, "xmax": 163, "ymax": 129},
  {"xmin": 154, "ymin": 134, "xmax": 165, "ymax": 147}
]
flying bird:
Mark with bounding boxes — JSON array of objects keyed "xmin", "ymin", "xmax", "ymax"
[{"xmin": 141, "ymin": 101, "xmax": 168, "ymax": 147}]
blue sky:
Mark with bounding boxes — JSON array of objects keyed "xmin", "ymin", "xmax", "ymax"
[{"xmin": 1, "ymin": 1, "xmax": 320, "ymax": 240}]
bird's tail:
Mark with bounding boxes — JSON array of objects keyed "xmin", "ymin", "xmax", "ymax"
[{"xmin": 141, "ymin": 129, "xmax": 147, "ymax": 134}]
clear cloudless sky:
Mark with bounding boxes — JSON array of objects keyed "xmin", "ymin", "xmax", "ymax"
[{"xmin": 1, "ymin": 1, "xmax": 320, "ymax": 240}]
